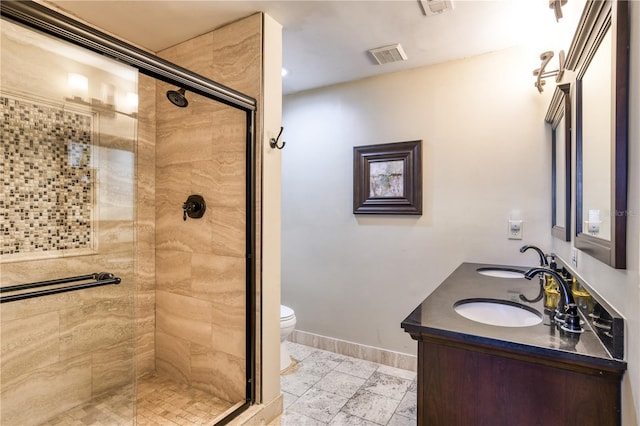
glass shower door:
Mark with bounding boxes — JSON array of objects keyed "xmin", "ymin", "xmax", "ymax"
[{"xmin": 1, "ymin": 18, "xmax": 137, "ymax": 425}]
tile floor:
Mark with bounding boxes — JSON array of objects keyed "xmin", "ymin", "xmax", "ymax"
[
  {"xmin": 41, "ymin": 342, "xmax": 416, "ymax": 425},
  {"xmin": 136, "ymin": 374, "xmax": 238, "ymax": 425},
  {"xmin": 42, "ymin": 373, "xmax": 238, "ymax": 425},
  {"xmin": 279, "ymin": 342, "xmax": 417, "ymax": 425}
]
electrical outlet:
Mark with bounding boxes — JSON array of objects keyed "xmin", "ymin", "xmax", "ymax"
[
  {"xmin": 508, "ymin": 220, "xmax": 523, "ymax": 240},
  {"xmin": 572, "ymin": 247, "xmax": 578, "ymax": 267}
]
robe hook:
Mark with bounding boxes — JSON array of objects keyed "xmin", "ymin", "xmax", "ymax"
[{"xmin": 269, "ymin": 126, "xmax": 286, "ymax": 150}]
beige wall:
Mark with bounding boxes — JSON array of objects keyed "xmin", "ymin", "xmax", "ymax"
[
  {"xmin": 261, "ymin": 13, "xmax": 284, "ymax": 405},
  {"xmin": 282, "ymin": 45, "xmax": 552, "ymax": 356}
]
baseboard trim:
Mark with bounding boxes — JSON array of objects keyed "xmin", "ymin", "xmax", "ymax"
[{"xmin": 290, "ymin": 330, "xmax": 417, "ymax": 372}]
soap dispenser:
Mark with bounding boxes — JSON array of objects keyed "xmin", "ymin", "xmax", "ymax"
[{"xmin": 543, "ymin": 276, "xmax": 560, "ymax": 310}]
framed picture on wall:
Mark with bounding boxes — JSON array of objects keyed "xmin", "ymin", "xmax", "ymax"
[{"xmin": 353, "ymin": 140, "xmax": 422, "ymax": 215}]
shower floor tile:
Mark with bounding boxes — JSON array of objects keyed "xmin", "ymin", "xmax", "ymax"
[
  {"xmin": 41, "ymin": 387, "xmax": 133, "ymax": 425},
  {"xmin": 136, "ymin": 374, "xmax": 236, "ymax": 425},
  {"xmin": 40, "ymin": 373, "xmax": 236, "ymax": 425}
]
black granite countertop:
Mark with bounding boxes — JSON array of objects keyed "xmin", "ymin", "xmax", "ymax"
[{"xmin": 401, "ymin": 262, "xmax": 627, "ymax": 373}]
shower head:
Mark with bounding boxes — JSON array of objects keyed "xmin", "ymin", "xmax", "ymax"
[{"xmin": 166, "ymin": 87, "xmax": 188, "ymax": 108}]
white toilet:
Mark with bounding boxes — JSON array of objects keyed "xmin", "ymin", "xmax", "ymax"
[{"xmin": 280, "ymin": 305, "xmax": 297, "ymax": 371}]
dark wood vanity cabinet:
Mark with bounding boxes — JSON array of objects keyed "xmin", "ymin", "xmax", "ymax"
[
  {"xmin": 401, "ymin": 263, "xmax": 627, "ymax": 426},
  {"xmin": 413, "ymin": 334, "xmax": 624, "ymax": 426}
]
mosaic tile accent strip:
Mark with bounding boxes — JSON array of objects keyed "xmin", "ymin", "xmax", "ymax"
[{"xmin": 1, "ymin": 95, "xmax": 95, "ymax": 258}]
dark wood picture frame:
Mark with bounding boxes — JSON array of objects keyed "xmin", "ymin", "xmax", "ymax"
[{"xmin": 353, "ymin": 140, "xmax": 422, "ymax": 215}]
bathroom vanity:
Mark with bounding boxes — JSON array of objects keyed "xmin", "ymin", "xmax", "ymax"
[{"xmin": 401, "ymin": 263, "xmax": 627, "ymax": 425}]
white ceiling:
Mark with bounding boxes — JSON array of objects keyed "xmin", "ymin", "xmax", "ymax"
[{"xmin": 46, "ymin": 0, "xmax": 583, "ymax": 95}]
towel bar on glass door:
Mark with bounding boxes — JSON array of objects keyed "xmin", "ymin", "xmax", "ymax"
[{"xmin": 0, "ymin": 272, "xmax": 121, "ymax": 303}]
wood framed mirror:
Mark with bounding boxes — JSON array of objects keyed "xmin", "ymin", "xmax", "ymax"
[
  {"xmin": 545, "ymin": 83, "xmax": 571, "ymax": 241},
  {"xmin": 565, "ymin": 0, "xmax": 629, "ymax": 269}
]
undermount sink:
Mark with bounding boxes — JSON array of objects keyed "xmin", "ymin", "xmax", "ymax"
[
  {"xmin": 476, "ymin": 267, "xmax": 525, "ymax": 279},
  {"xmin": 454, "ymin": 298, "xmax": 543, "ymax": 327}
]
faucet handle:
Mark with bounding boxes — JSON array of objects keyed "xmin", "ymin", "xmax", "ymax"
[
  {"xmin": 182, "ymin": 195, "xmax": 206, "ymax": 222},
  {"xmin": 561, "ymin": 304, "xmax": 583, "ymax": 333}
]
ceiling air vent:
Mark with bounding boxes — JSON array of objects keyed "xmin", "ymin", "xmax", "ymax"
[
  {"xmin": 419, "ymin": 0, "xmax": 454, "ymax": 17},
  {"xmin": 368, "ymin": 43, "xmax": 408, "ymax": 65}
]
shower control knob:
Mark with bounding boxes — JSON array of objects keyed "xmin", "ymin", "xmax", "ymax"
[{"xmin": 182, "ymin": 194, "xmax": 206, "ymax": 221}]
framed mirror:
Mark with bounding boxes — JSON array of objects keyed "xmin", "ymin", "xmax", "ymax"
[
  {"xmin": 545, "ymin": 83, "xmax": 571, "ymax": 241},
  {"xmin": 565, "ymin": 0, "xmax": 629, "ymax": 268}
]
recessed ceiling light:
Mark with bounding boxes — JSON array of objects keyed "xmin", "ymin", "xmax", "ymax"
[{"xmin": 281, "ymin": 68, "xmax": 289, "ymax": 77}]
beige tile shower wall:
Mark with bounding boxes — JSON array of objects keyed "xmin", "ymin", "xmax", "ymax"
[
  {"xmin": 155, "ymin": 13, "xmax": 262, "ymax": 404},
  {"xmin": 135, "ymin": 74, "xmax": 157, "ymax": 377}
]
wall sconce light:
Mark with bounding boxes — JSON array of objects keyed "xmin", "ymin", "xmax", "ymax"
[
  {"xmin": 549, "ymin": 0, "xmax": 568, "ymax": 22},
  {"xmin": 533, "ymin": 50, "xmax": 565, "ymax": 93}
]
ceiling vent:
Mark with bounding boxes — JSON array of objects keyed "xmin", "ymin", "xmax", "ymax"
[
  {"xmin": 419, "ymin": 0, "xmax": 454, "ymax": 17},
  {"xmin": 368, "ymin": 44, "xmax": 408, "ymax": 65}
]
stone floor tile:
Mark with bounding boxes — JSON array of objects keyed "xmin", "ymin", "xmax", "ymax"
[
  {"xmin": 281, "ymin": 369, "xmax": 323, "ymax": 396},
  {"xmin": 395, "ymin": 391, "xmax": 417, "ymax": 419},
  {"xmin": 282, "ymin": 390, "xmax": 299, "ymax": 409},
  {"xmin": 287, "ymin": 342, "xmax": 318, "ymax": 362},
  {"xmin": 296, "ymin": 352, "xmax": 343, "ymax": 377},
  {"xmin": 361, "ymin": 371, "xmax": 412, "ymax": 400},
  {"xmin": 341, "ymin": 390, "xmax": 400, "ymax": 425},
  {"xmin": 334, "ymin": 357, "xmax": 380, "ymax": 380},
  {"xmin": 328, "ymin": 411, "xmax": 379, "ymax": 426},
  {"xmin": 281, "ymin": 410, "xmax": 328, "ymax": 426},
  {"xmin": 315, "ymin": 370, "xmax": 367, "ymax": 399},
  {"xmin": 376, "ymin": 364, "xmax": 417, "ymax": 381},
  {"xmin": 307, "ymin": 349, "xmax": 348, "ymax": 364},
  {"xmin": 387, "ymin": 413, "xmax": 416, "ymax": 426},
  {"xmin": 287, "ymin": 388, "xmax": 349, "ymax": 423},
  {"xmin": 280, "ymin": 343, "xmax": 418, "ymax": 426}
]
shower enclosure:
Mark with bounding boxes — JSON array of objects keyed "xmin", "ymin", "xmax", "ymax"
[{"xmin": 1, "ymin": 2, "xmax": 257, "ymax": 424}]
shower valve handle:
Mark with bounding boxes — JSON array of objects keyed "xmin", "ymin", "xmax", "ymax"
[{"xmin": 182, "ymin": 195, "xmax": 206, "ymax": 221}]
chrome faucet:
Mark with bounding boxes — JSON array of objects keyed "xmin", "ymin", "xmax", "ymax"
[
  {"xmin": 524, "ymin": 267, "xmax": 582, "ymax": 333},
  {"xmin": 519, "ymin": 245, "xmax": 549, "ymax": 266}
]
